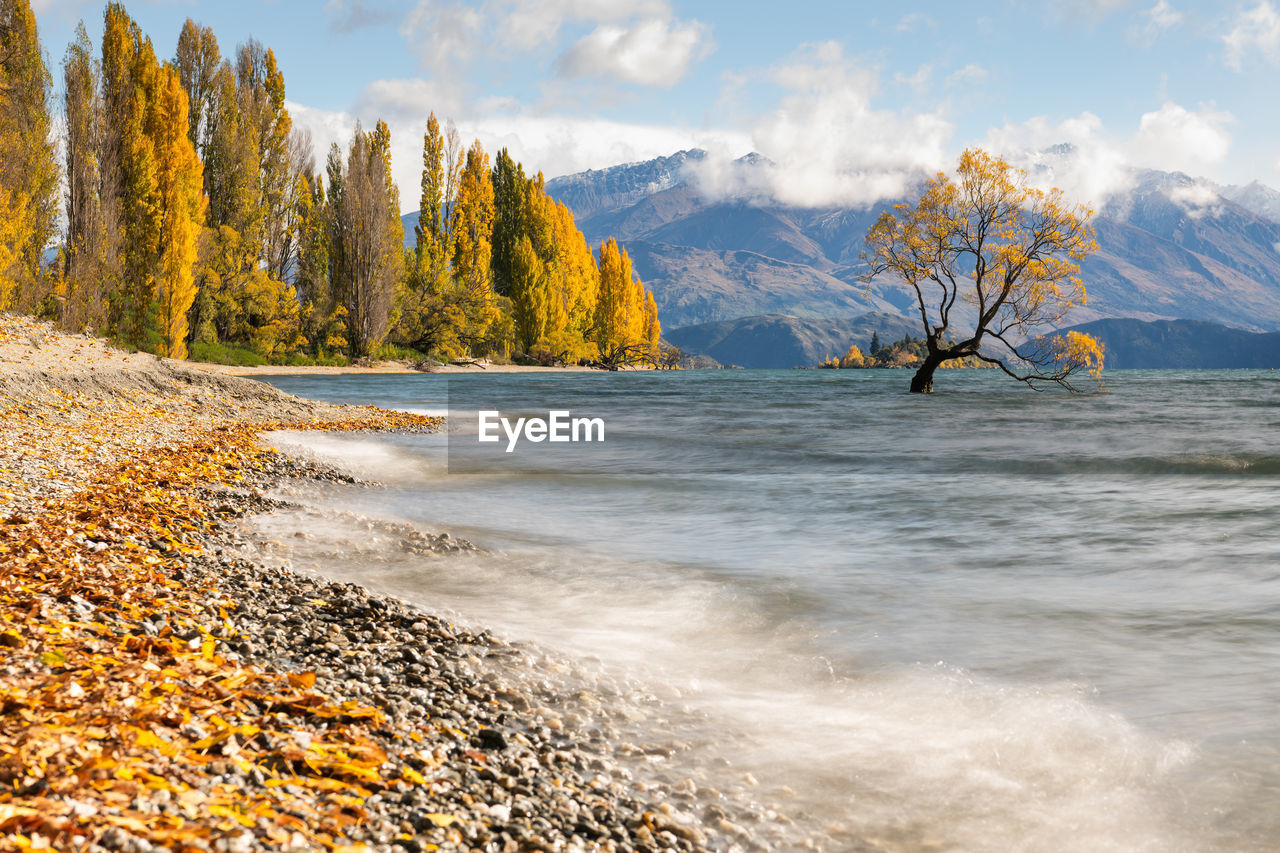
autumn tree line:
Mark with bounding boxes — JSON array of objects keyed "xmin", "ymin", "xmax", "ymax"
[
  {"xmin": 818, "ymin": 334, "xmax": 993, "ymax": 370},
  {"xmin": 0, "ymin": 0, "xmax": 662, "ymax": 365}
]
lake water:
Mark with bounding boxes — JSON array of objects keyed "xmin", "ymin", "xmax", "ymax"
[{"xmin": 247, "ymin": 369, "xmax": 1280, "ymax": 851}]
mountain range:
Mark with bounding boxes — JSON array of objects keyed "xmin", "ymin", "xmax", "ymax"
[
  {"xmin": 1058, "ymin": 318, "xmax": 1280, "ymax": 369},
  {"xmin": 545, "ymin": 150, "xmax": 1280, "ymax": 338},
  {"xmin": 663, "ymin": 311, "xmax": 919, "ymax": 369}
]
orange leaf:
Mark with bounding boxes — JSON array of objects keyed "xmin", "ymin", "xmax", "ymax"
[{"xmin": 287, "ymin": 671, "xmax": 316, "ymax": 690}]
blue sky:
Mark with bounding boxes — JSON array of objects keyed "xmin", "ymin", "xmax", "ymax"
[{"xmin": 29, "ymin": 0, "xmax": 1280, "ymax": 210}]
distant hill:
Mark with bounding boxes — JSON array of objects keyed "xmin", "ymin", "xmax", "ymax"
[
  {"xmin": 401, "ymin": 212, "xmax": 417, "ymax": 250},
  {"xmin": 1059, "ymin": 318, "xmax": 1280, "ymax": 368},
  {"xmin": 546, "ymin": 151, "xmax": 1280, "ymax": 333},
  {"xmin": 664, "ymin": 312, "xmax": 919, "ymax": 369}
]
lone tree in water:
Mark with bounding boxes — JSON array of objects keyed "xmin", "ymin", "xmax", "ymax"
[{"xmin": 864, "ymin": 149, "xmax": 1105, "ymax": 393}]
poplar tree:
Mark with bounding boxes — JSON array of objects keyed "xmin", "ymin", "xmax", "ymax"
[
  {"xmin": 62, "ymin": 23, "xmax": 113, "ymax": 331},
  {"xmin": 451, "ymin": 140, "xmax": 498, "ymax": 353},
  {"xmin": 102, "ymin": 2, "xmax": 162, "ymax": 347},
  {"xmin": 173, "ymin": 19, "xmax": 219, "ymax": 156},
  {"xmin": 152, "ymin": 64, "xmax": 205, "ymax": 358},
  {"xmin": 415, "ymin": 112, "xmax": 446, "ymax": 278},
  {"xmin": 489, "ymin": 148, "xmax": 527, "ymax": 298},
  {"xmin": 642, "ymin": 290, "xmax": 661, "ymax": 363},
  {"xmin": 509, "ymin": 235, "xmax": 548, "ymax": 353},
  {"xmin": 294, "ymin": 169, "xmax": 342, "ymax": 353},
  {"xmin": 330, "ymin": 122, "xmax": 403, "ymax": 357},
  {"xmin": 0, "ymin": 0, "xmax": 59, "ymax": 311},
  {"xmin": 593, "ymin": 238, "xmax": 653, "ymax": 364}
]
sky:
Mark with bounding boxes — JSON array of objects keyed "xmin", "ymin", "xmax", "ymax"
[{"xmin": 27, "ymin": 0, "xmax": 1280, "ymax": 212}]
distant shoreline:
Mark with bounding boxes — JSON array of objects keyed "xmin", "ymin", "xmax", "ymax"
[{"xmin": 188, "ymin": 360, "xmax": 605, "ymax": 376}]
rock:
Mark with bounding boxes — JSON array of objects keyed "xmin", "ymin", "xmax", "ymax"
[{"xmin": 473, "ymin": 728, "xmax": 509, "ymax": 750}]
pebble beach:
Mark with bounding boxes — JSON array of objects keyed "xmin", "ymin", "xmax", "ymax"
[{"xmin": 0, "ymin": 315, "xmax": 808, "ymax": 853}]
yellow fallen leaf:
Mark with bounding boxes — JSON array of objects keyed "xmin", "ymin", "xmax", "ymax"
[
  {"xmin": 287, "ymin": 671, "xmax": 316, "ymax": 690},
  {"xmin": 0, "ymin": 805, "xmax": 39, "ymax": 829},
  {"xmin": 134, "ymin": 730, "xmax": 179, "ymax": 757},
  {"xmin": 422, "ymin": 814, "xmax": 458, "ymax": 827}
]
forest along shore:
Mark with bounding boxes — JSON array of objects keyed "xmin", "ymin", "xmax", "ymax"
[
  {"xmin": 190, "ymin": 361, "xmax": 603, "ymax": 377},
  {"xmin": 0, "ymin": 316, "xmax": 786, "ymax": 853}
]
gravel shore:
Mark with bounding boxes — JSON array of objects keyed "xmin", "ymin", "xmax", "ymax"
[
  {"xmin": 0, "ymin": 316, "xmax": 821, "ymax": 853},
  {"xmin": 189, "ymin": 456, "xmax": 797, "ymax": 853}
]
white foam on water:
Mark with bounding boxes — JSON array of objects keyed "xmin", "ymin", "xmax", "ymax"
[
  {"xmin": 395, "ymin": 406, "xmax": 449, "ymax": 418},
  {"xmin": 236, "ymin": 494, "xmax": 1222, "ymax": 853},
  {"xmin": 262, "ymin": 430, "xmax": 445, "ymax": 483}
]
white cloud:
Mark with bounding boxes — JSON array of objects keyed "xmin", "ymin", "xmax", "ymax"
[
  {"xmin": 1132, "ymin": 101, "xmax": 1232, "ymax": 171},
  {"xmin": 945, "ymin": 64, "xmax": 988, "ymax": 87},
  {"xmin": 980, "ymin": 101, "xmax": 1233, "ymax": 206},
  {"xmin": 555, "ymin": 17, "xmax": 711, "ymax": 87},
  {"xmin": 1132, "ymin": 0, "xmax": 1183, "ymax": 44},
  {"xmin": 893, "ymin": 63, "xmax": 933, "ymax": 93},
  {"xmin": 326, "ymin": 0, "xmax": 397, "ymax": 33},
  {"xmin": 1167, "ymin": 181, "xmax": 1224, "ymax": 218},
  {"xmin": 1223, "ymin": 1, "xmax": 1280, "ymax": 71},
  {"xmin": 400, "ymin": 0, "xmax": 709, "ymax": 87},
  {"xmin": 1063, "ymin": 0, "xmax": 1135, "ymax": 17},
  {"xmin": 399, "ymin": 2, "xmax": 485, "ymax": 80},
  {"xmin": 1145, "ymin": 0, "xmax": 1182, "ymax": 29},
  {"xmin": 287, "ymin": 96, "xmax": 749, "ymax": 214},
  {"xmin": 354, "ymin": 78, "xmax": 465, "ymax": 124},
  {"xmin": 983, "ymin": 113, "xmax": 1134, "ymax": 206},
  {"xmin": 895, "ymin": 12, "xmax": 936, "ymax": 32},
  {"xmin": 499, "ymin": 0, "xmax": 669, "ymax": 50},
  {"xmin": 691, "ymin": 42, "xmax": 952, "ymax": 208}
]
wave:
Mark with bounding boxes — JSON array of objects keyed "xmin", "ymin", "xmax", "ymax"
[{"xmin": 230, "ymin": 496, "xmax": 1240, "ymax": 852}]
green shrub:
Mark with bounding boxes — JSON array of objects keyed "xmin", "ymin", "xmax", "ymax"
[
  {"xmin": 280, "ymin": 351, "xmax": 350, "ymax": 367},
  {"xmin": 189, "ymin": 341, "xmax": 267, "ymax": 367},
  {"xmin": 373, "ymin": 342, "xmax": 426, "ymax": 361}
]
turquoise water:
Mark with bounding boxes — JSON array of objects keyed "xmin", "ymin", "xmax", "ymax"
[{"xmin": 250, "ymin": 369, "xmax": 1280, "ymax": 850}]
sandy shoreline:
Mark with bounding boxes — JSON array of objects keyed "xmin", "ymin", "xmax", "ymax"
[{"xmin": 0, "ymin": 316, "xmax": 798, "ymax": 852}]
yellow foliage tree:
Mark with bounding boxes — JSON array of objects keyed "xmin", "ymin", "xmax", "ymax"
[
  {"xmin": 0, "ymin": 186, "xmax": 27, "ymax": 308},
  {"xmin": 642, "ymin": 290, "xmax": 661, "ymax": 364},
  {"xmin": 450, "ymin": 140, "xmax": 500, "ymax": 355},
  {"xmin": 544, "ymin": 196, "xmax": 599, "ymax": 361},
  {"xmin": 509, "ymin": 234, "xmax": 548, "ymax": 354},
  {"xmin": 865, "ymin": 148, "xmax": 1102, "ymax": 392},
  {"xmin": 838, "ymin": 344, "xmax": 865, "ymax": 368},
  {"xmin": 593, "ymin": 238, "xmax": 653, "ymax": 365},
  {"xmin": 0, "ymin": 0, "xmax": 59, "ymax": 312},
  {"xmin": 152, "ymin": 64, "xmax": 206, "ymax": 358}
]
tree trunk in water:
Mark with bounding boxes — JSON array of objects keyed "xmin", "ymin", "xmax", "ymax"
[{"xmin": 910, "ymin": 354, "xmax": 944, "ymax": 393}]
